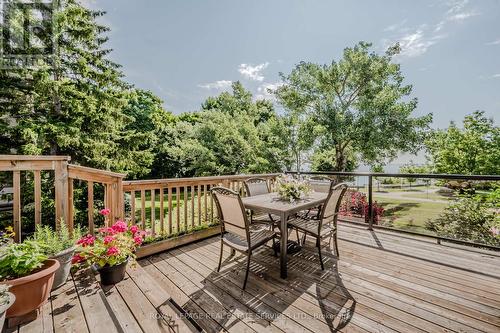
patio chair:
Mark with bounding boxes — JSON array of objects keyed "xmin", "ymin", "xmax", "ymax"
[
  {"xmin": 308, "ymin": 175, "xmax": 335, "ymax": 193},
  {"xmin": 287, "ymin": 183, "xmax": 348, "ymax": 270},
  {"xmin": 244, "ymin": 178, "xmax": 279, "ymax": 229},
  {"xmin": 305, "ymin": 175, "xmax": 335, "ymax": 218},
  {"xmin": 212, "ymin": 186, "xmax": 278, "ymax": 290}
]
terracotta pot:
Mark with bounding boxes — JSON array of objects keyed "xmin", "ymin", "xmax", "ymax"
[
  {"xmin": 0, "ymin": 292, "xmax": 15, "ymax": 330},
  {"xmin": 0, "ymin": 259, "xmax": 60, "ymax": 318},
  {"xmin": 50, "ymin": 246, "xmax": 76, "ymax": 290},
  {"xmin": 95, "ymin": 259, "xmax": 128, "ymax": 285}
]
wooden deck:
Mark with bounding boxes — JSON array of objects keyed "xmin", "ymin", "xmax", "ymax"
[{"xmin": 10, "ymin": 223, "xmax": 500, "ymax": 333}]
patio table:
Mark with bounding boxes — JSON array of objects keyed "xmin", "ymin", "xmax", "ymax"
[{"xmin": 241, "ymin": 191, "xmax": 328, "ymax": 278}]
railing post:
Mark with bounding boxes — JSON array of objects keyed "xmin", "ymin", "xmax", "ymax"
[
  {"xmin": 88, "ymin": 181, "xmax": 94, "ymax": 234},
  {"xmin": 12, "ymin": 170, "xmax": 21, "ymax": 242},
  {"xmin": 54, "ymin": 159, "xmax": 69, "ymax": 230},
  {"xmin": 368, "ymin": 175, "xmax": 373, "ymax": 230},
  {"xmin": 67, "ymin": 178, "xmax": 74, "ymax": 232}
]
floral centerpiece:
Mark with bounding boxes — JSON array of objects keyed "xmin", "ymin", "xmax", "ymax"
[
  {"xmin": 275, "ymin": 175, "xmax": 311, "ymax": 203},
  {"xmin": 72, "ymin": 209, "xmax": 146, "ymax": 285}
]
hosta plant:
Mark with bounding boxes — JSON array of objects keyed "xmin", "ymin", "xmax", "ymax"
[{"xmin": 0, "ymin": 241, "xmax": 48, "ymax": 280}]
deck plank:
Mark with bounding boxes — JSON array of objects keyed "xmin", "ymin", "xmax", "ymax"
[
  {"xmin": 155, "ymin": 250, "xmax": 263, "ymax": 333},
  {"xmin": 337, "ymin": 235, "xmax": 500, "ymax": 295},
  {"xmin": 73, "ymin": 269, "xmax": 121, "ymax": 333},
  {"xmin": 18, "ymin": 298, "xmax": 53, "ymax": 333},
  {"xmin": 179, "ymin": 241, "xmax": 377, "ymax": 333},
  {"xmin": 187, "ymin": 239, "xmax": 379, "ymax": 333},
  {"xmin": 339, "ymin": 223, "xmax": 500, "ymax": 265},
  {"xmin": 114, "ymin": 275, "xmax": 175, "ymax": 333},
  {"xmin": 15, "ymin": 223, "xmax": 500, "ymax": 333},
  {"xmin": 338, "ymin": 225, "xmax": 500, "ymax": 278},
  {"xmin": 143, "ymin": 257, "xmax": 226, "ymax": 333},
  {"xmin": 336, "ymin": 241, "xmax": 500, "ymax": 309},
  {"xmin": 198, "ymin": 230, "xmax": 500, "ymax": 333},
  {"xmin": 102, "ymin": 284, "xmax": 144, "ymax": 333},
  {"xmin": 200, "ymin": 239, "xmax": 431, "ymax": 333},
  {"xmin": 51, "ymin": 274, "xmax": 89, "ymax": 333},
  {"xmin": 126, "ymin": 263, "xmax": 204, "ymax": 333}
]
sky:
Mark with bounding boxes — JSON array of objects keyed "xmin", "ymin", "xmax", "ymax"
[{"xmin": 87, "ymin": 0, "xmax": 500, "ymax": 133}]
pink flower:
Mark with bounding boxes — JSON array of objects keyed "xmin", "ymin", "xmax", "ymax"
[
  {"xmin": 133, "ymin": 236, "xmax": 143, "ymax": 246},
  {"xmin": 129, "ymin": 225, "xmax": 139, "ymax": 235},
  {"xmin": 490, "ymin": 227, "xmax": 500, "ymax": 236},
  {"xmin": 112, "ymin": 220, "xmax": 127, "ymax": 233},
  {"xmin": 77, "ymin": 234, "xmax": 95, "ymax": 247},
  {"xmin": 103, "ymin": 236, "xmax": 115, "ymax": 245},
  {"xmin": 98, "ymin": 227, "xmax": 116, "ymax": 235},
  {"xmin": 106, "ymin": 246, "xmax": 120, "ymax": 256},
  {"xmin": 71, "ymin": 253, "xmax": 84, "ymax": 264},
  {"xmin": 100, "ymin": 208, "xmax": 111, "ymax": 216}
]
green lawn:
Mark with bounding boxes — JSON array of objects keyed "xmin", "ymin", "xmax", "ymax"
[
  {"xmin": 375, "ymin": 197, "xmax": 448, "ymax": 232},
  {"xmin": 128, "ymin": 190, "xmax": 214, "ymax": 235}
]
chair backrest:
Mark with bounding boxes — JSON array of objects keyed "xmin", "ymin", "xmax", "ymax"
[
  {"xmin": 318, "ymin": 183, "xmax": 348, "ymax": 232},
  {"xmin": 308, "ymin": 175, "xmax": 334, "ymax": 193},
  {"xmin": 244, "ymin": 178, "xmax": 270, "ymax": 196},
  {"xmin": 211, "ymin": 186, "xmax": 250, "ymax": 241}
]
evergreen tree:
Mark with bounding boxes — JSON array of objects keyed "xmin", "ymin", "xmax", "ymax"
[{"xmin": 0, "ymin": 0, "xmax": 152, "ymax": 176}]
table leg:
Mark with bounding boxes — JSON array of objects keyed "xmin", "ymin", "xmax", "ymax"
[{"xmin": 280, "ymin": 211, "xmax": 287, "ymax": 278}]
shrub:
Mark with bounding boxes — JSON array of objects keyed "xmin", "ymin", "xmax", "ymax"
[
  {"xmin": 340, "ymin": 191, "xmax": 384, "ymax": 224},
  {"xmin": 426, "ymin": 197, "xmax": 499, "ymax": 246},
  {"xmin": 0, "ymin": 241, "xmax": 48, "ymax": 280}
]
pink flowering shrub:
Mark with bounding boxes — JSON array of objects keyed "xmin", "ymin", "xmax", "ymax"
[
  {"xmin": 339, "ymin": 190, "xmax": 384, "ymax": 224},
  {"xmin": 72, "ymin": 209, "xmax": 146, "ymax": 268}
]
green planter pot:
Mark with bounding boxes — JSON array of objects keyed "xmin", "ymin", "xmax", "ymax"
[{"xmin": 50, "ymin": 246, "xmax": 76, "ymax": 290}]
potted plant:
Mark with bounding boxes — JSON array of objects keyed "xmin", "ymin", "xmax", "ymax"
[
  {"xmin": 31, "ymin": 223, "xmax": 82, "ymax": 290},
  {"xmin": 0, "ymin": 285, "xmax": 15, "ymax": 330},
  {"xmin": 0, "ymin": 241, "xmax": 59, "ymax": 323},
  {"xmin": 72, "ymin": 219, "xmax": 145, "ymax": 285}
]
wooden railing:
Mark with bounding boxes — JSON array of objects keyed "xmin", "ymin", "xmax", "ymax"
[
  {"xmin": 0, "ymin": 155, "xmax": 70, "ymax": 242},
  {"xmin": 68, "ymin": 165, "xmax": 126, "ymax": 233},
  {"xmin": 123, "ymin": 173, "xmax": 279, "ymax": 237},
  {"xmin": 0, "ymin": 155, "xmax": 126, "ymax": 241},
  {"xmin": 1, "ymin": 155, "xmax": 279, "ymax": 241}
]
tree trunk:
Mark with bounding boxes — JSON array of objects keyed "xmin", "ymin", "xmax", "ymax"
[
  {"xmin": 295, "ymin": 151, "xmax": 300, "ymax": 172},
  {"xmin": 335, "ymin": 145, "xmax": 346, "ymax": 171}
]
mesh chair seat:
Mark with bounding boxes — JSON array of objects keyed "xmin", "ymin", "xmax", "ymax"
[
  {"xmin": 212, "ymin": 185, "xmax": 278, "ymax": 289},
  {"xmin": 223, "ymin": 229, "xmax": 276, "ymax": 252},
  {"xmin": 287, "ymin": 183, "xmax": 348, "ymax": 270},
  {"xmin": 287, "ymin": 214, "xmax": 336, "ymax": 238}
]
